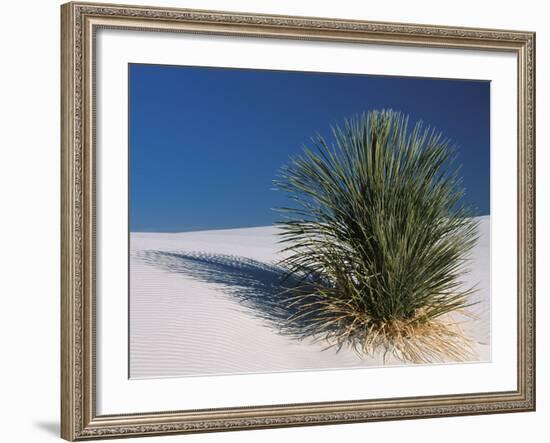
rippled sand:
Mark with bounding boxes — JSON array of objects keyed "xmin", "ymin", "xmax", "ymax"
[{"xmin": 130, "ymin": 216, "xmax": 490, "ymax": 379}]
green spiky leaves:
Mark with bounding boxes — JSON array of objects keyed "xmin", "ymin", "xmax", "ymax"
[{"xmin": 275, "ymin": 110, "xmax": 479, "ymax": 362}]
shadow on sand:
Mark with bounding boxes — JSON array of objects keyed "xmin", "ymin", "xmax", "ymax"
[{"xmin": 138, "ymin": 250, "xmax": 335, "ymax": 342}]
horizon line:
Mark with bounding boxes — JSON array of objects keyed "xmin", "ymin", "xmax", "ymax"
[{"xmin": 130, "ymin": 214, "xmax": 491, "ymax": 235}]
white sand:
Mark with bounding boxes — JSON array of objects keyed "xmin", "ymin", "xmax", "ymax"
[{"xmin": 130, "ymin": 216, "xmax": 490, "ymax": 379}]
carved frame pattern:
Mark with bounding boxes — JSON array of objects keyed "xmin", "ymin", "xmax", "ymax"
[{"xmin": 61, "ymin": 2, "xmax": 535, "ymax": 440}]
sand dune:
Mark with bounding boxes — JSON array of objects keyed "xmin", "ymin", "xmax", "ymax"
[{"xmin": 130, "ymin": 216, "xmax": 490, "ymax": 379}]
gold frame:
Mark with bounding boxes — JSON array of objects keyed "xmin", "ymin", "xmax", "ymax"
[{"xmin": 61, "ymin": 2, "xmax": 536, "ymax": 440}]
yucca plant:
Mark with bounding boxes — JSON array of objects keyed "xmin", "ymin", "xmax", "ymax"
[{"xmin": 275, "ymin": 110, "xmax": 479, "ymax": 363}]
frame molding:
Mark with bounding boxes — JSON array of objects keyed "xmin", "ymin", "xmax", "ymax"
[{"xmin": 61, "ymin": 2, "xmax": 536, "ymax": 440}]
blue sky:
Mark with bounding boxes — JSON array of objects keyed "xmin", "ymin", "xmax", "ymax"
[{"xmin": 129, "ymin": 64, "xmax": 490, "ymax": 232}]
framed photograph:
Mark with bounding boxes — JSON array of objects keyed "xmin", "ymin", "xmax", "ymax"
[{"xmin": 61, "ymin": 2, "xmax": 536, "ymax": 440}]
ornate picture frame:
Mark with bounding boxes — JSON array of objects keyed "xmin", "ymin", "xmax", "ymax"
[{"xmin": 61, "ymin": 2, "xmax": 535, "ymax": 440}]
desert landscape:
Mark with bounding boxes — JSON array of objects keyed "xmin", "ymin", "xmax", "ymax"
[{"xmin": 129, "ymin": 216, "xmax": 490, "ymax": 379}]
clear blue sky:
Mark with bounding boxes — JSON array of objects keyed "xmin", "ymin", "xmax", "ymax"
[{"xmin": 129, "ymin": 63, "xmax": 490, "ymax": 232}]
